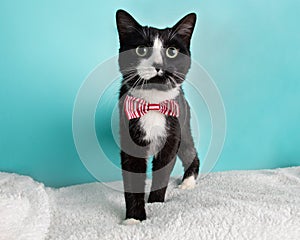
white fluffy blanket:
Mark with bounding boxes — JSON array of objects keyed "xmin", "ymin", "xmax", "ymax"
[{"xmin": 0, "ymin": 167, "xmax": 300, "ymax": 240}]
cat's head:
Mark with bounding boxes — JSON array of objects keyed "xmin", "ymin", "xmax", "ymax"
[{"xmin": 116, "ymin": 10, "xmax": 196, "ymax": 91}]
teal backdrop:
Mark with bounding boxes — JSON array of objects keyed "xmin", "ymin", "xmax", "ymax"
[{"xmin": 1, "ymin": 0, "xmax": 299, "ymax": 187}]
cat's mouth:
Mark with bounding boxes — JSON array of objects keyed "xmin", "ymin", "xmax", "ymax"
[
  {"xmin": 136, "ymin": 74, "xmax": 179, "ymax": 90},
  {"xmin": 123, "ymin": 67, "xmax": 182, "ymax": 90},
  {"xmin": 137, "ymin": 67, "xmax": 161, "ymax": 81}
]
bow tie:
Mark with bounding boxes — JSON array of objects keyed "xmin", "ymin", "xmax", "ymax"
[{"xmin": 124, "ymin": 95, "xmax": 180, "ymax": 120}]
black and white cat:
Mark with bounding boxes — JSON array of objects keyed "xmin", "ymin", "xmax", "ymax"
[{"xmin": 116, "ymin": 10, "xmax": 200, "ymax": 224}]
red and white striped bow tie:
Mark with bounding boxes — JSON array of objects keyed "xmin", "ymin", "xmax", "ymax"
[{"xmin": 124, "ymin": 95, "xmax": 180, "ymax": 120}]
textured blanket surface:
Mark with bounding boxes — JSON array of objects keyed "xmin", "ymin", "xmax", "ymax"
[{"xmin": 0, "ymin": 167, "xmax": 300, "ymax": 240}]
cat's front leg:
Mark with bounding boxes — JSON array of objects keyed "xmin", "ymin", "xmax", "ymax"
[
  {"xmin": 176, "ymin": 101, "xmax": 200, "ymax": 190},
  {"xmin": 148, "ymin": 155, "xmax": 176, "ymax": 203},
  {"xmin": 177, "ymin": 142, "xmax": 200, "ymax": 190},
  {"xmin": 148, "ymin": 133, "xmax": 180, "ymax": 203},
  {"xmin": 121, "ymin": 151, "xmax": 147, "ymax": 223}
]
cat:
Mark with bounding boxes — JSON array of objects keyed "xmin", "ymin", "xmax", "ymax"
[{"xmin": 116, "ymin": 9, "xmax": 200, "ymax": 224}]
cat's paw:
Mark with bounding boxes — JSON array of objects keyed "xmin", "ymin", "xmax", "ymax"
[
  {"xmin": 178, "ymin": 176, "xmax": 196, "ymax": 190},
  {"xmin": 122, "ymin": 218, "xmax": 141, "ymax": 225}
]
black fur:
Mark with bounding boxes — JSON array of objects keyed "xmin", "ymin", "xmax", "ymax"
[{"xmin": 116, "ymin": 10, "xmax": 200, "ymax": 222}]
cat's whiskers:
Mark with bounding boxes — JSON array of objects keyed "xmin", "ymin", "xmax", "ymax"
[
  {"xmin": 121, "ymin": 68, "xmax": 137, "ymax": 75},
  {"xmin": 173, "ymin": 71, "xmax": 185, "ymax": 77},
  {"xmin": 173, "ymin": 72, "xmax": 185, "ymax": 82},
  {"xmin": 166, "ymin": 78, "xmax": 173, "ymax": 88},
  {"xmin": 167, "ymin": 75, "xmax": 178, "ymax": 87},
  {"xmin": 121, "ymin": 73, "xmax": 138, "ymax": 86},
  {"xmin": 129, "ymin": 76, "xmax": 143, "ymax": 93},
  {"xmin": 140, "ymin": 78, "xmax": 146, "ymax": 91}
]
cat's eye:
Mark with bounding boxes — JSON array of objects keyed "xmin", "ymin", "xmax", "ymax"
[
  {"xmin": 136, "ymin": 45, "xmax": 148, "ymax": 57},
  {"xmin": 166, "ymin": 47, "xmax": 179, "ymax": 58}
]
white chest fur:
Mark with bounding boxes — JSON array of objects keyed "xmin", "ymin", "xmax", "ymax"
[
  {"xmin": 131, "ymin": 88, "xmax": 180, "ymax": 142},
  {"xmin": 139, "ymin": 111, "xmax": 166, "ymax": 142}
]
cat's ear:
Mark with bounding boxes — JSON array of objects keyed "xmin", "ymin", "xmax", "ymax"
[
  {"xmin": 116, "ymin": 10, "xmax": 142, "ymax": 43},
  {"xmin": 171, "ymin": 13, "xmax": 196, "ymax": 47}
]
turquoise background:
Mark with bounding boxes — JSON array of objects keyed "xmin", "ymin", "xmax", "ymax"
[{"xmin": 1, "ymin": 0, "xmax": 299, "ymax": 187}]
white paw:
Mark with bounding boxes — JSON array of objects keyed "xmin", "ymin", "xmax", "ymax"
[
  {"xmin": 178, "ymin": 176, "xmax": 196, "ymax": 190},
  {"xmin": 122, "ymin": 218, "xmax": 141, "ymax": 225}
]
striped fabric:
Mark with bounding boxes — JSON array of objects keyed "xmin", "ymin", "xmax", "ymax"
[{"xmin": 124, "ymin": 95, "xmax": 180, "ymax": 120}]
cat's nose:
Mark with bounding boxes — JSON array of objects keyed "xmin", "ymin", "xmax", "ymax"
[
  {"xmin": 153, "ymin": 64, "xmax": 164, "ymax": 76},
  {"xmin": 156, "ymin": 68, "xmax": 164, "ymax": 76},
  {"xmin": 153, "ymin": 63, "xmax": 163, "ymax": 71}
]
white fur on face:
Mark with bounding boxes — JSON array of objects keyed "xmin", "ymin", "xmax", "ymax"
[
  {"xmin": 133, "ymin": 39, "xmax": 181, "ymax": 148},
  {"xmin": 137, "ymin": 36, "xmax": 163, "ymax": 80},
  {"xmin": 152, "ymin": 37, "xmax": 163, "ymax": 64}
]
